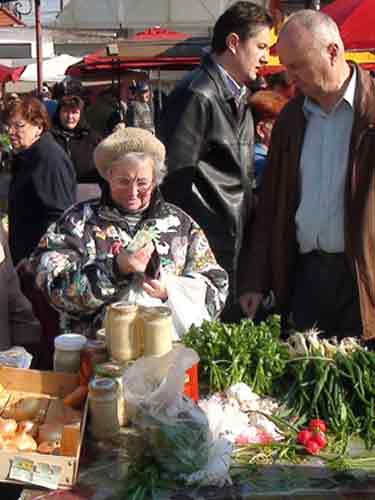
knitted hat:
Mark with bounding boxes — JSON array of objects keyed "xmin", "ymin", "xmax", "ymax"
[{"xmin": 94, "ymin": 124, "xmax": 166, "ymax": 179}]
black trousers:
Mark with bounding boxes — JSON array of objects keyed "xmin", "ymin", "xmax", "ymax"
[{"xmin": 289, "ymin": 251, "xmax": 362, "ymax": 339}]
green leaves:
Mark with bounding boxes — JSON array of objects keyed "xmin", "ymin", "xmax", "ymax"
[{"xmin": 183, "ymin": 315, "xmax": 289, "ymax": 395}]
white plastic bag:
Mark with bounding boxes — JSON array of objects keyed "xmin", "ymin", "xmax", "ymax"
[
  {"xmin": 123, "ymin": 345, "xmax": 211, "ymax": 475},
  {"xmin": 0, "ymin": 346, "xmax": 33, "ymax": 369},
  {"xmin": 163, "ymin": 273, "xmax": 210, "ymax": 340}
]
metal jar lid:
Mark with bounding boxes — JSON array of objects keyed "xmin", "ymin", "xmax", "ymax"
[{"xmin": 89, "ymin": 377, "xmax": 117, "ymax": 397}]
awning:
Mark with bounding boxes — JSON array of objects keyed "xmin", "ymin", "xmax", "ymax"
[
  {"xmin": 322, "ymin": 0, "xmax": 375, "ymax": 51},
  {"xmin": 20, "ymin": 54, "xmax": 81, "ymax": 83},
  {"xmin": 0, "ymin": 64, "xmax": 25, "ymax": 84}
]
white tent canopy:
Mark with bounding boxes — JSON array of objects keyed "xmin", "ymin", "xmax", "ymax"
[
  {"xmin": 20, "ymin": 54, "xmax": 81, "ymax": 83},
  {"xmin": 55, "ymin": 0, "xmax": 263, "ymax": 32}
]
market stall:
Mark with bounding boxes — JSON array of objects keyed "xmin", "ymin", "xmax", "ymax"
[{"xmin": 4, "ymin": 311, "xmax": 374, "ymax": 500}]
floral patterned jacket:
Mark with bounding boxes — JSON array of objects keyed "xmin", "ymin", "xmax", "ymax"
[{"xmin": 31, "ymin": 190, "xmax": 228, "ymax": 334}]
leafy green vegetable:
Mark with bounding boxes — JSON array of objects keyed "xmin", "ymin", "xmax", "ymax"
[{"xmin": 183, "ymin": 315, "xmax": 289, "ymax": 394}]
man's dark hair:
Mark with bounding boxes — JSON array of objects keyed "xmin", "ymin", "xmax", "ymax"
[{"xmin": 212, "ymin": 1, "xmax": 273, "ymax": 54}]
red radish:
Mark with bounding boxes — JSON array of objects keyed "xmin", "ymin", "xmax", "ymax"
[
  {"xmin": 297, "ymin": 429, "xmax": 313, "ymax": 446},
  {"xmin": 311, "ymin": 432, "xmax": 328, "ymax": 449},
  {"xmin": 308, "ymin": 419, "xmax": 327, "ymax": 433},
  {"xmin": 305, "ymin": 439, "xmax": 321, "ymax": 455}
]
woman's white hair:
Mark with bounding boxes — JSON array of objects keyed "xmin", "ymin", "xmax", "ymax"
[
  {"xmin": 280, "ymin": 10, "xmax": 344, "ymax": 51},
  {"xmin": 110, "ymin": 151, "xmax": 167, "ymax": 186}
]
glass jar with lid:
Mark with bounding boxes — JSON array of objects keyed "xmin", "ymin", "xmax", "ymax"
[
  {"xmin": 54, "ymin": 334, "xmax": 87, "ymax": 374},
  {"xmin": 80, "ymin": 339, "xmax": 108, "ymax": 383},
  {"xmin": 88, "ymin": 377, "xmax": 120, "ymax": 439},
  {"xmin": 106, "ymin": 302, "xmax": 141, "ymax": 362},
  {"xmin": 95, "ymin": 361, "xmax": 127, "ymax": 426},
  {"xmin": 143, "ymin": 306, "xmax": 173, "ymax": 357}
]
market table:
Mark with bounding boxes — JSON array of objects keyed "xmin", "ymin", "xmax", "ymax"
[{"xmin": 20, "ymin": 427, "xmax": 375, "ymax": 500}]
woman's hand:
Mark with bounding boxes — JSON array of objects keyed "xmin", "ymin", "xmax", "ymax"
[
  {"xmin": 142, "ymin": 276, "xmax": 168, "ymax": 301},
  {"xmin": 116, "ymin": 242, "xmax": 154, "ymax": 274}
]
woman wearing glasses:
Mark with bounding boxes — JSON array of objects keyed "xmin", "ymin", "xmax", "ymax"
[
  {"xmin": 31, "ymin": 126, "xmax": 228, "ymax": 336},
  {"xmin": 4, "ymin": 96, "xmax": 76, "ymax": 265}
]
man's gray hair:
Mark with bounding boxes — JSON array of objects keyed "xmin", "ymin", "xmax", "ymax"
[
  {"xmin": 280, "ymin": 10, "xmax": 344, "ymax": 51},
  {"xmin": 110, "ymin": 151, "xmax": 167, "ymax": 186}
]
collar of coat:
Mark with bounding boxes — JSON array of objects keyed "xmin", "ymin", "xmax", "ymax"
[{"xmin": 201, "ymin": 53, "xmax": 249, "ymax": 104}]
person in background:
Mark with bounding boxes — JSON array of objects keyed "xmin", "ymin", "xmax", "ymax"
[
  {"xmin": 0, "ymin": 225, "xmax": 40, "ymax": 351},
  {"xmin": 160, "ymin": 1, "xmax": 273, "ymax": 321},
  {"xmin": 40, "ymin": 82, "xmax": 58, "ymax": 119},
  {"xmin": 105, "ymin": 82, "xmax": 129, "ymax": 135},
  {"xmin": 3, "ymin": 96, "xmax": 76, "ymax": 265},
  {"xmin": 248, "ymin": 74, "xmax": 268, "ymax": 94},
  {"xmin": 86, "ymin": 85, "xmax": 121, "ymax": 137},
  {"xmin": 238, "ymin": 10, "xmax": 375, "ymax": 342},
  {"xmin": 30, "ymin": 126, "xmax": 228, "ymax": 336},
  {"xmin": 126, "ymin": 81, "xmax": 155, "ymax": 134},
  {"xmin": 249, "ymin": 89, "xmax": 287, "ymax": 190},
  {"xmin": 51, "ymin": 95, "xmax": 102, "ymax": 202},
  {"xmin": 266, "ymin": 70, "xmax": 296, "ymax": 99}
]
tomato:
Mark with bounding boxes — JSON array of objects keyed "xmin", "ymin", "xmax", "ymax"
[{"xmin": 308, "ymin": 418, "xmax": 327, "ymax": 433}]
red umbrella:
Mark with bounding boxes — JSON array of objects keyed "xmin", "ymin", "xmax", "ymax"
[
  {"xmin": 127, "ymin": 27, "xmax": 190, "ymax": 42},
  {"xmin": 322, "ymin": 0, "xmax": 375, "ymax": 50},
  {"xmin": 0, "ymin": 64, "xmax": 25, "ymax": 83}
]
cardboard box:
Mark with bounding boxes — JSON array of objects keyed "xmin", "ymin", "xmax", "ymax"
[{"xmin": 0, "ymin": 366, "xmax": 87, "ymax": 489}]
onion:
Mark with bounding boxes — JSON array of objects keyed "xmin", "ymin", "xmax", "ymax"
[
  {"xmin": 0, "ymin": 418, "xmax": 17, "ymax": 438},
  {"xmin": 11, "ymin": 432, "xmax": 37, "ymax": 451},
  {"xmin": 38, "ymin": 423, "xmax": 63, "ymax": 444},
  {"xmin": 13, "ymin": 398, "xmax": 42, "ymax": 421},
  {"xmin": 37, "ymin": 440, "xmax": 60, "ymax": 455}
]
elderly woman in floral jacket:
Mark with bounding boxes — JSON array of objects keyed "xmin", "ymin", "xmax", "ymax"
[{"xmin": 31, "ymin": 126, "xmax": 228, "ymax": 336}]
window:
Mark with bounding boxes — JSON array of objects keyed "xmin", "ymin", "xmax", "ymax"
[{"xmin": 0, "ymin": 43, "xmax": 31, "ymax": 58}]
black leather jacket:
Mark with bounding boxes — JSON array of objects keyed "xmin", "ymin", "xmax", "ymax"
[{"xmin": 160, "ymin": 54, "xmax": 254, "ymax": 280}]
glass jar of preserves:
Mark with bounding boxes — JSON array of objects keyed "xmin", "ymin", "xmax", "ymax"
[
  {"xmin": 106, "ymin": 302, "xmax": 141, "ymax": 362},
  {"xmin": 80, "ymin": 340, "xmax": 108, "ymax": 383},
  {"xmin": 89, "ymin": 377, "xmax": 120, "ymax": 439},
  {"xmin": 95, "ymin": 361, "xmax": 127, "ymax": 426},
  {"xmin": 53, "ymin": 334, "xmax": 87, "ymax": 374},
  {"xmin": 143, "ymin": 306, "xmax": 173, "ymax": 357}
]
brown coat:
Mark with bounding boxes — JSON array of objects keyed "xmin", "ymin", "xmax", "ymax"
[
  {"xmin": 0, "ymin": 227, "xmax": 40, "ymax": 349},
  {"xmin": 238, "ymin": 64, "xmax": 375, "ymax": 340}
]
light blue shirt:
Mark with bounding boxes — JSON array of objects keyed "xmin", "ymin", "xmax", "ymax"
[
  {"xmin": 216, "ymin": 63, "xmax": 248, "ymax": 100},
  {"xmin": 296, "ymin": 68, "xmax": 356, "ymax": 253}
]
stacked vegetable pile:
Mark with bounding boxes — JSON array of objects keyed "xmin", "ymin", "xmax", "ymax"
[{"xmin": 184, "ymin": 316, "xmax": 375, "ymax": 451}]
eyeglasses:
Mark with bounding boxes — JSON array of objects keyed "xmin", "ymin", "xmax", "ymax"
[
  {"xmin": 5, "ymin": 121, "xmax": 27, "ymax": 132},
  {"xmin": 110, "ymin": 177, "xmax": 153, "ymax": 193}
]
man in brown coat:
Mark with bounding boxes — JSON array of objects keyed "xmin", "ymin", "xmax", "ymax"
[{"xmin": 238, "ymin": 10, "xmax": 375, "ymax": 341}]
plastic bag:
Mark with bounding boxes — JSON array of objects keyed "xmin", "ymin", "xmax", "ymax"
[
  {"xmin": 164, "ymin": 273, "xmax": 210, "ymax": 340},
  {"xmin": 120, "ymin": 271, "xmax": 211, "ymax": 340},
  {"xmin": 123, "ymin": 345, "xmax": 210, "ymax": 475},
  {"xmin": 0, "ymin": 346, "xmax": 33, "ymax": 369}
]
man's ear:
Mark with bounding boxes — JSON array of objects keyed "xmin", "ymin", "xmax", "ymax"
[
  {"xmin": 327, "ymin": 42, "xmax": 339, "ymax": 65},
  {"xmin": 256, "ymin": 121, "xmax": 266, "ymax": 141},
  {"xmin": 226, "ymin": 32, "xmax": 240, "ymax": 55}
]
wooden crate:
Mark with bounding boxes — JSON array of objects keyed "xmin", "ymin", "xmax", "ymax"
[{"xmin": 0, "ymin": 366, "xmax": 87, "ymax": 488}]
